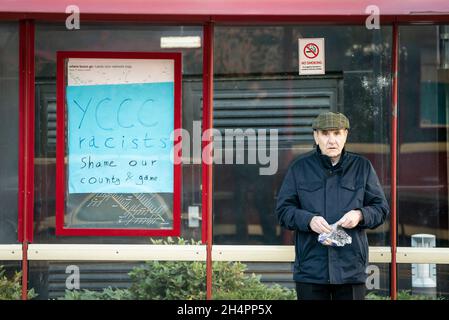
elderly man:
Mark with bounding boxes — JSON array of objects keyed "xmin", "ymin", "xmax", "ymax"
[{"xmin": 276, "ymin": 111, "xmax": 389, "ymax": 300}]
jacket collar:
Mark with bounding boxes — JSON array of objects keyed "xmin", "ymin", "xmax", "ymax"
[{"xmin": 315, "ymin": 145, "xmax": 347, "ymax": 170}]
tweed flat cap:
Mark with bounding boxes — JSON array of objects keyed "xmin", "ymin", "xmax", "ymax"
[{"xmin": 312, "ymin": 112, "xmax": 350, "ymax": 130}]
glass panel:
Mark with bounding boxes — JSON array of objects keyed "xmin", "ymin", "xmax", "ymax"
[
  {"xmin": 28, "ymin": 259, "xmax": 389, "ymax": 300},
  {"xmin": 34, "ymin": 23, "xmax": 202, "ymax": 243},
  {"xmin": 210, "ymin": 261, "xmax": 390, "ymax": 300},
  {"xmin": 0, "ymin": 23, "xmax": 19, "ymax": 244},
  {"xmin": 213, "ymin": 26, "xmax": 392, "ymax": 245},
  {"xmin": 398, "ymin": 263, "xmax": 449, "ymax": 299},
  {"xmin": 398, "ymin": 25, "xmax": 449, "ymax": 247},
  {"xmin": 211, "ymin": 261, "xmax": 297, "ymax": 300},
  {"xmin": 29, "ymin": 260, "xmax": 206, "ymax": 300}
]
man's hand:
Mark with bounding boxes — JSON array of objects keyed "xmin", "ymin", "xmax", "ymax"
[
  {"xmin": 309, "ymin": 216, "xmax": 333, "ymax": 234},
  {"xmin": 337, "ymin": 209, "xmax": 363, "ymax": 229}
]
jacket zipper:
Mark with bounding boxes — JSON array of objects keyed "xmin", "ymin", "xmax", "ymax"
[{"xmin": 324, "ymin": 177, "xmax": 332, "ymax": 284}]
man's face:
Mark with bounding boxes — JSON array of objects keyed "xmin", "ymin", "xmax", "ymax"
[{"xmin": 313, "ymin": 128, "xmax": 348, "ymax": 159}]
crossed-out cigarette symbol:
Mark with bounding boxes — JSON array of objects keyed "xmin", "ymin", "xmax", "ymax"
[{"xmin": 304, "ymin": 43, "xmax": 319, "ymax": 59}]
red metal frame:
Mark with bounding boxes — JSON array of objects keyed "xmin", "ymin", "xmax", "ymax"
[
  {"xmin": 18, "ymin": 20, "xmax": 35, "ymax": 300},
  {"xmin": 55, "ymin": 51, "xmax": 182, "ymax": 237},
  {"xmin": 2, "ymin": 0, "xmax": 449, "ymax": 19},
  {"xmin": 1, "ymin": 14, "xmax": 449, "ymax": 25},
  {"xmin": 1, "ymin": 0, "xmax": 449, "ymax": 26},
  {"xmin": 390, "ymin": 23, "xmax": 399, "ymax": 301},
  {"xmin": 201, "ymin": 26, "xmax": 212, "ymax": 245},
  {"xmin": 9, "ymin": 0, "xmax": 449, "ymax": 301},
  {"xmin": 202, "ymin": 23, "xmax": 214, "ymax": 300}
]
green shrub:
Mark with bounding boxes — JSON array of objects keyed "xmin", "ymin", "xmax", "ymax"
[
  {"xmin": 396, "ymin": 290, "xmax": 445, "ymax": 300},
  {"xmin": 128, "ymin": 259, "xmax": 295, "ymax": 300},
  {"xmin": 62, "ymin": 237, "xmax": 296, "ymax": 300},
  {"xmin": 365, "ymin": 292, "xmax": 390, "ymax": 300},
  {"xmin": 213, "ymin": 274, "xmax": 296, "ymax": 300},
  {"xmin": 128, "ymin": 260, "xmax": 206, "ymax": 300},
  {"xmin": 0, "ymin": 266, "xmax": 37, "ymax": 300},
  {"xmin": 61, "ymin": 287, "xmax": 132, "ymax": 300},
  {"xmin": 366, "ymin": 290, "xmax": 446, "ymax": 300},
  {"xmin": 211, "ymin": 260, "xmax": 295, "ymax": 300}
]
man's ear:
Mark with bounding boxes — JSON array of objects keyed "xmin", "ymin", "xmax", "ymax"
[{"xmin": 313, "ymin": 130, "xmax": 319, "ymax": 145}]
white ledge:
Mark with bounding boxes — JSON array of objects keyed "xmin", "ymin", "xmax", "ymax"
[
  {"xmin": 213, "ymin": 245, "xmax": 392, "ymax": 263},
  {"xmin": 0, "ymin": 245, "xmax": 23, "ymax": 261},
  {"xmin": 397, "ymin": 247, "xmax": 449, "ymax": 264},
  {"xmin": 27, "ymin": 244, "xmax": 206, "ymax": 261},
  {"xmin": 5, "ymin": 245, "xmax": 447, "ymax": 264}
]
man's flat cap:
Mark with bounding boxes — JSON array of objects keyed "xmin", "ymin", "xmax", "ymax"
[{"xmin": 312, "ymin": 112, "xmax": 350, "ymax": 130}]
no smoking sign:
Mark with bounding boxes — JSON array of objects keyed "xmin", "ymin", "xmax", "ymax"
[
  {"xmin": 299, "ymin": 38, "xmax": 325, "ymax": 75},
  {"xmin": 304, "ymin": 43, "xmax": 319, "ymax": 58}
]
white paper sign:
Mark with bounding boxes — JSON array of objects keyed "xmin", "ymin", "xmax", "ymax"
[
  {"xmin": 66, "ymin": 58, "xmax": 175, "ymax": 194},
  {"xmin": 299, "ymin": 38, "xmax": 325, "ymax": 75},
  {"xmin": 67, "ymin": 58, "xmax": 174, "ymax": 86}
]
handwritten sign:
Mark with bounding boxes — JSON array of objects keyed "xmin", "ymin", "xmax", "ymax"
[
  {"xmin": 66, "ymin": 58, "xmax": 174, "ymax": 194},
  {"xmin": 56, "ymin": 52, "xmax": 181, "ymax": 237}
]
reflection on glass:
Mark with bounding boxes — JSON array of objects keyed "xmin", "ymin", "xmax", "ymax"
[
  {"xmin": 398, "ymin": 25, "xmax": 449, "ymax": 247},
  {"xmin": 0, "ymin": 23, "xmax": 19, "ymax": 244},
  {"xmin": 34, "ymin": 24, "xmax": 203, "ymax": 243},
  {"xmin": 398, "ymin": 264, "xmax": 448, "ymax": 299},
  {"xmin": 213, "ymin": 26, "xmax": 392, "ymax": 246}
]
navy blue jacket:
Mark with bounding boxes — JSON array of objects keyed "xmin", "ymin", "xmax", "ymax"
[{"xmin": 276, "ymin": 146, "xmax": 389, "ymax": 284}]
